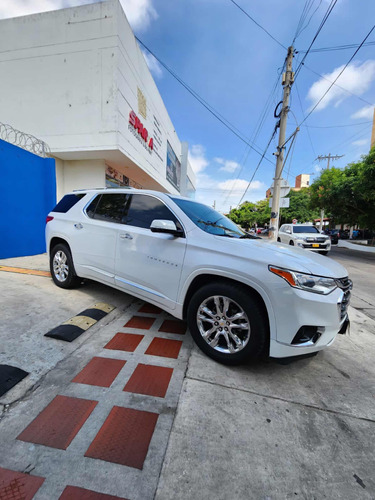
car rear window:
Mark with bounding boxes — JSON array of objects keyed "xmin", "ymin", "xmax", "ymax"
[{"xmin": 52, "ymin": 193, "xmax": 86, "ymax": 213}]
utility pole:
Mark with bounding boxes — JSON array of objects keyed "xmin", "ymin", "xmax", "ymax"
[
  {"xmin": 316, "ymin": 153, "xmax": 344, "ymax": 231},
  {"xmin": 269, "ymin": 46, "xmax": 294, "ymax": 240}
]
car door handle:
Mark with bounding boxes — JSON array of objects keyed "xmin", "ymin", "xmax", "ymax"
[
  {"xmin": 74, "ymin": 223, "xmax": 83, "ymax": 230},
  {"xmin": 120, "ymin": 233, "xmax": 133, "ymax": 240}
]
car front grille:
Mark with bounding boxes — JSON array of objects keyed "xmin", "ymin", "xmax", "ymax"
[
  {"xmin": 305, "ymin": 237, "xmax": 327, "ymax": 243},
  {"xmin": 335, "ymin": 277, "xmax": 353, "ymax": 320}
]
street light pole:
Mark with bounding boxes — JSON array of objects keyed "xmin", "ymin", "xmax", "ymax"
[{"xmin": 269, "ymin": 46, "xmax": 294, "ymax": 240}]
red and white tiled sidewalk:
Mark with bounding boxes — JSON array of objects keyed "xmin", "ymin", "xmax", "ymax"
[{"xmin": 0, "ymin": 301, "xmax": 192, "ymax": 500}]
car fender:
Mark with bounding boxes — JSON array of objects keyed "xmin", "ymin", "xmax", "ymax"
[{"xmin": 179, "ymin": 267, "xmax": 277, "ymax": 340}]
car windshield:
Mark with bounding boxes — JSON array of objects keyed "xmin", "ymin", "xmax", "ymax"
[
  {"xmin": 170, "ymin": 197, "xmax": 247, "ymax": 238},
  {"xmin": 293, "ymin": 226, "xmax": 320, "ymax": 234}
]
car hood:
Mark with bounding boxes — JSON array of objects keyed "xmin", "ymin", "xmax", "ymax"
[{"xmin": 213, "ymin": 236, "xmax": 347, "ymax": 278}]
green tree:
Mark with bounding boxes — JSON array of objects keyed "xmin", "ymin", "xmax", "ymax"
[
  {"xmin": 228, "ymin": 199, "xmax": 270, "ymax": 229},
  {"xmin": 310, "ymin": 148, "xmax": 375, "ymax": 230},
  {"xmin": 280, "ymin": 188, "xmax": 320, "ymax": 224}
]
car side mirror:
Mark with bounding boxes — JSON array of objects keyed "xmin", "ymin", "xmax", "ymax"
[
  {"xmin": 286, "ymin": 229, "xmax": 291, "ymax": 234},
  {"xmin": 150, "ymin": 219, "xmax": 184, "ymax": 237}
]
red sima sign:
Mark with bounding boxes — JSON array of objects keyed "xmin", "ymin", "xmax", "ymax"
[{"xmin": 129, "ymin": 110, "xmax": 153, "ymax": 150}]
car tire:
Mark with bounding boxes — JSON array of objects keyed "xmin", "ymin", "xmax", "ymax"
[
  {"xmin": 277, "ymin": 237, "xmax": 281, "ymax": 242},
  {"xmin": 319, "ymin": 251, "xmax": 329, "ymax": 256},
  {"xmin": 50, "ymin": 243, "xmax": 81, "ymax": 289},
  {"xmin": 187, "ymin": 282, "xmax": 268, "ymax": 365},
  {"xmin": 289, "ymin": 240, "xmax": 294, "ymax": 246}
]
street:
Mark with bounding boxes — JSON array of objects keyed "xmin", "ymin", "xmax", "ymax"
[{"xmin": 329, "ymin": 245, "xmax": 375, "ymax": 320}]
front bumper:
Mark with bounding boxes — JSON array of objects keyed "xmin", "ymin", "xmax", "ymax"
[
  {"xmin": 268, "ymin": 277, "xmax": 352, "ymax": 358},
  {"xmin": 296, "ymin": 241, "xmax": 331, "ymax": 251}
]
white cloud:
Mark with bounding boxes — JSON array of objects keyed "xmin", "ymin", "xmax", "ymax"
[
  {"xmin": 314, "ymin": 164, "xmax": 322, "ymax": 173},
  {"xmin": 352, "ymin": 139, "xmax": 368, "ymax": 147},
  {"xmin": 189, "ymin": 145, "xmax": 265, "ymax": 213},
  {"xmin": 189, "ymin": 144, "xmax": 209, "ymax": 174},
  {"xmin": 351, "ymin": 105, "xmax": 374, "ymax": 120},
  {"xmin": 214, "ymin": 157, "xmax": 240, "ymax": 173},
  {"xmin": 120, "ymin": 0, "xmax": 157, "ymax": 31},
  {"xmin": 141, "ymin": 50, "xmax": 163, "ymax": 78},
  {"xmin": 217, "ymin": 179, "xmax": 264, "ymax": 192},
  {"xmin": 307, "ymin": 61, "xmax": 375, "ymax": 111}
]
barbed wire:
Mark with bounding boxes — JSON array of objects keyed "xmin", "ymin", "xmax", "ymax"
[{"xmin": 0, "ymin": 122, "xmax": 51, "ymax": 158}]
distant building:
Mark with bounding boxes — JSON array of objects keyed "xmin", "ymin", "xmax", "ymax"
[
  {"xmin": 0, "ymin": 0, "xmax": 196, "ymax": 201},
  {"xmin": 292, "ymin": 174, "xmax": 310, "ymax": 191}
]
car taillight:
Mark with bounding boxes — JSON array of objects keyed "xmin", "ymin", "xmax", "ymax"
[{"xmin": 46, "ymin": 216, "xmax": 54, "ymax": 224}]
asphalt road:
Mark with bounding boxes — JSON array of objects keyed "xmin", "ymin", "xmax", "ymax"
[{"xmin": 329, "ymin": 245, "xmax": 375, "ymax": 321}]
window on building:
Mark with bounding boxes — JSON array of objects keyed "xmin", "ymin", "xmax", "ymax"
[{"xmin": 125, "ymin": 194, "xmax": 179, "ymax": 229}]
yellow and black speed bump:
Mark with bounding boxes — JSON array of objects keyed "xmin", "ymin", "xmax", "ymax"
[
  {"xmin": 45, "ymin": 303, "xmax": 115, "ymax": 342},
  {"xmin": 0, "ymin": 365, "xmax": 29, "ymax": 397}
]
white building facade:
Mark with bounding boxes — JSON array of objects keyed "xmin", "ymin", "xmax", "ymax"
[{"xmin": 0, "ymin": 0, "xmax": 196, "ymax": 200}]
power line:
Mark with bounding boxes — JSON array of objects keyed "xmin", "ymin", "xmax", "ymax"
[
  {"xmin": 228, "ymin": 0, "xmax": 287, "ymax": 50},
  {"xmin": 295, "ymin": 82, "xmax": 316, "ymax": 157},
  {"xmin": 298, "ymin": 23, "xmax": 375, "ymax": 126},
  {"xmin": 294, "ymin": 0, "xmax": 338, "ymax": 80},
  {"xmin": 136, "ymin": 36, "xmax": 274, "ymax": 162},
  {"xmin": 236, "ymin": 126, "xmax": 278, "ymax": 207},
  {"xmin": 292, "ymin": 0, "xmax": 322, "ymax": 44},
  {"xmin": 220, "ymin": 66, "xmax": 284, "ymax": 209},
  {"xmin": 303, "ymin": 121, "xmax": 372, "ymax": 129},
  {"xmin": 297, "ymin": 40, "xmax": 375, "ymax": 53}
]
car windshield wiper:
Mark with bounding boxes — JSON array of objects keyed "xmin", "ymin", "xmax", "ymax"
[
  {"xmin": 197, "ymin": 219, "xmax": 227, "ymax": 230},
  {"xmin": 197, "ymin": 219, "xmax": 242, "ymax": 238}
]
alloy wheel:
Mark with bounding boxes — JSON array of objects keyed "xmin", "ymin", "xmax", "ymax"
[
  {"xmin": 53, "ymin": 250, "xmax": 69, "ymax": 282},
  {"xmin": 196, "ymin": 295, "xmax": 251, "ymax": 354}
]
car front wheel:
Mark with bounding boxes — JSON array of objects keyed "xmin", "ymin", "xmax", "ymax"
[
  {"xmin": 50, "ymin": 243, "xmax": 81, "ymax": 289},
  {"xmin": 289, "ymin": 240, "xmax": 294, "ymax": 245},
  {"xmin": 187, "ymin": 282, "xmax": 267, "ymax": 365}
]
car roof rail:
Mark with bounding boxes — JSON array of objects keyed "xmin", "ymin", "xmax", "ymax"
[{"xmin": 72, "ymin": 186, "xmax": 135, "ymax": 192}]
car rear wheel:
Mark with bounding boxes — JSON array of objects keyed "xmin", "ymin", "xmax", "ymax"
[
  {"xmin": 277, "ymin": 237, "xmax": 281, "ymax": 242},
  {"xmin": 187, "ymin": 282, "xmax": 267, "ymax": 365},
  {"xmin": 50, "ymin": 243, "xmax": 81, "ymax": 289}
]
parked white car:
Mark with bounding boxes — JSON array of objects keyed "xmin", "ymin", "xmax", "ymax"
[
  {"xmin": 46, "ymin": 189, "xmax": 351, "ymax": 364},
  {"xmin": 278, "ymin": 224, "xmax": 331, "ymax": 255}
]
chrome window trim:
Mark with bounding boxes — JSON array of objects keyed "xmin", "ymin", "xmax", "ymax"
[{"xmin": 81, "ymin": 191, "xmax": 187, "ymax": 235}]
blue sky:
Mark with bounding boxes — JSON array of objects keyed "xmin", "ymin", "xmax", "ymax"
[{"xmin": 1, "ymin": 0, "xmax": 374, "ymax": 212}]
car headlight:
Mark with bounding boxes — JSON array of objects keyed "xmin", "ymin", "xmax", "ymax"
[{"xmin": 269, "ymin": 266, "xmax": 337, "ymax": 295}]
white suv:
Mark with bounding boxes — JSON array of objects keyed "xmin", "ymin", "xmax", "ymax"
[
  {"xmin": 278, "ymin": 224, "xmax": 331, "ymax": 255},
  {"xmin": 46, "ymin": 188, "xmax": 351, "ymax": 364}
]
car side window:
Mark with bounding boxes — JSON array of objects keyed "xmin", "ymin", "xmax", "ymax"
[
  {"xmin": 125, "ymin": 194, "xmax": 178, "ymax": 229},
  {"xmin": 87, "ymin": 193, "xmax": 130, "ymax": 223},
  {"xmin": 280, "ymin": 225, "xmax": 285, "ymax": 232}
]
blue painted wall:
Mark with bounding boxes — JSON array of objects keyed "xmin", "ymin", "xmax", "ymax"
[{"xmin": 0, "ymin": 139, "xmax": 56, "ymax": 258}]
